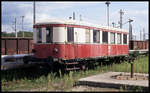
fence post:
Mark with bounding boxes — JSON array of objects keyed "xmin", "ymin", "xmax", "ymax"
[{"xmin": 131, "ymin": 63, "xmax": 134, "ymax": 78}]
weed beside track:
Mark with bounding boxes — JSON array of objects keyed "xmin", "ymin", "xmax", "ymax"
[{"xmin": 1, "ymin": 55, "xmax": 148, "ymax": 92}]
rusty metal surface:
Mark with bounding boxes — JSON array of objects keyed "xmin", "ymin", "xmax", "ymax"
[
  {"xmin": 1, "ymin": 37, "xmax": 33, "ymax": 55},
  {"xmin": 1, "ymin": 40, "xmax": 5, "ymax": 55},
  {"xmin": 129, "ymin": 40, "xmax": 149, "ymax": 50},
  {"xmin": 7, "ymin": 40, "xmax": 17, "ymax": 55}
]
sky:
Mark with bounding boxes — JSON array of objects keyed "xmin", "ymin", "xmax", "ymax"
[{"xmin": 1, "ymin": 1, "xmax": 149, "ymax": 40}]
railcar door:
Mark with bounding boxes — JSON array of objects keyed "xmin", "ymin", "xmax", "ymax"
[
  {"xmin": 74, "ymin": 32, "xmax": 78, "ymax": 59},
  {"xmin": 67, "ymin": 27, "xmax": 76, "ymax": 59}
]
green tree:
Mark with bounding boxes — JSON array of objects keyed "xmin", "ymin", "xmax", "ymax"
[{"xmin": 1, "ymin": 31, "xmax": 33, "ymax": 37}]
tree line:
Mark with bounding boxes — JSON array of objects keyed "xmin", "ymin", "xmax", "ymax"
[{"xmin": 2, "ymin": 31, "xmax": 33, "ymax": 37}]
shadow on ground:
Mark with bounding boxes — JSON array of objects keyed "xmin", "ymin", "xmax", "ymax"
[
  {"xmin": 1, "ymin": 58, "xmax": 123, "ymax": 82},
  {"xmin": 1, "ymin": 64, "xmax": 55, "ymax": 81}
]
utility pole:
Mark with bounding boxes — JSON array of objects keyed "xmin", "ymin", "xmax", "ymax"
[
  {"xmin": 105, "ymin": 1, "xmax": 110, "ymax": 26},
  {"xmin": 15, "ymin": 18, "xmax": 17, "ymax": 38},
  {"xmin": 21, "ymin": 16, "xmax": 24, "ymax": 37},
  {"xmin": 80, "ymin": 14, "xmax": 82, "ymax": 21},
  {"xmin": 129, "ymin": 19, "xmax": 133, "ymax": 41},
  {"xmin": 112, "ymin": 22, "xmax": 115, "ymax": 27},
  {"xmin": 140, "ymin": 30, "xmax": 142, "ymax": 41},
  {"xmin": 33, "ymin": 1, "xmax": 36, "ymax": 25},
  {"xmin": 143, "ymin": 28, "xmax": 145, "ymax": 41},
  {"xmin": 73, "ymin": 12, "xmax": 75, "ymax": 20},
  {"xmin": 119, "ymin": 9, "xmax": 124, "ymax": 29}
]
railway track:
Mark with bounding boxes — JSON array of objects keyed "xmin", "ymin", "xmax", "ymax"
[{"xmin": 1, "ymin": 49, "xmax": 148, "ymax": 71}]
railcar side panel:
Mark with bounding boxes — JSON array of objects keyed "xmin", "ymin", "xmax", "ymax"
[
  {"xmin": 65, "ymin": 44, "xmax": 75, "ymax": 59},
  {"xmin": 34, "ymin": 44, "xmax": 125, "ymax": 60},
  {"xmin": 34, "ymin": 44, "xmax": 50, "ymax": 58},
  {"xmin": 116, "ymin": 45, "xmax": 129, "ymax": 55},
  {"xmin": 109, "ymin": 45, "xmax": 117, "ymax": 56},
  {"xmin": 34, "ymin": 44, "xmax": 66, "ymax": 59}
]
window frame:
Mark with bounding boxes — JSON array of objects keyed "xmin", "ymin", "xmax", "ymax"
[
  {"xmin": 123, "ymin": 34, "xmax": 127, "ymax": 44},
  {"xmin": 37, "ymin": 28, "xmax": 42, "ymax": 43},
  {"xmin": 117, "ymin": 33, "xmax": 122, "ymax": 44},
  {"xmin": 102, "ymin": 31, "xmax": 108, "ymax": 44},
  {"xmin": 110, "ymin": 32, "xmax": 115, "ymax": 44},
  {"xmin": 93, "ymin": 29, "xmax": 100, "ymax": 43},
  {"xmin": 46, "ymin": 27, "xmax": 53, "ymax": 43},
  {"xmin": 67, "ymin": 27, "xmax": 74, "ymax": 43},
  {"xmin": 85, "ymin": 29, "xmax": 90, "ymax": 43}
]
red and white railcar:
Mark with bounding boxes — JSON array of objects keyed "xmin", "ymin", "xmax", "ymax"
[{"xmin": 33, "ymin": 19, "xmax": 129, "ymax": 64}]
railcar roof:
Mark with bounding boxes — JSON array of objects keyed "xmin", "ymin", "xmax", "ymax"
[{"xmin": 35, "ymin": 19, "xmax": 128, "ymax": 32}]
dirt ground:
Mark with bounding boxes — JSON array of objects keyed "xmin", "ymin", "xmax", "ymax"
[{"xmin": 71, "ymin": 86, "xmax": 120, "ymax": 92}]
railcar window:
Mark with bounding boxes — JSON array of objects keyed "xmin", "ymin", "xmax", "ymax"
[
  {"xmin": 85, "ymin": 29, "xmax": 90, "ymax": 43},
  {"xmin": 123, "ymin": 34, "xmax": 127, "ymax": 44},
  {"xmin": 46, "ymin": 27, "xmax": 53, "ymax": 43},
  {"xmin": 93, "ymin": 30, "xmax": 100, "ymax": 43},
  {"xmin": 37, "ymin": 28, "xmax": 42, "ymax": 43},
  {"xmin": 110, "ymin": 32, "xmax": 115, "ymax": 44},
  {"xmin": 117, "ymin": 33, "xmax": 121, "ymax": 44},
  {"xmin": 67, "ymin": 27, "xmax": 74, "ymax": 42},
  {"xmin": 102, "ymin": 31, "xmax": 108, "ymax": 44}
]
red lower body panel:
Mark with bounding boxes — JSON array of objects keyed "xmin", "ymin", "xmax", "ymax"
[{"xmin": 34, "ymin": 44, "xmax": 129, "ymax": 59}]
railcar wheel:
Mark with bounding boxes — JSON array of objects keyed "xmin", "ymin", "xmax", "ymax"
[
  {"xmin": 23, "ymin": 56, "xmax": 29, "ymax": 64},
  {"xmin": 80, "ymin": 61, "xmax": 87, "ymax": 71},
  {"xmin": 81, "ymin": 65, "xmax": 86, "ymax": 70}
]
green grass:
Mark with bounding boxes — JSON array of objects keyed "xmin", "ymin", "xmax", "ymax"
[
  {"xmin": 110, "ymin": 55, "xmax": 148, "ymax": 73},
  {"xmin": 1, "ymin": 55, "xmax": 148, "ymax": 91}
]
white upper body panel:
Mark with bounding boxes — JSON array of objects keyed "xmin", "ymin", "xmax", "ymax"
[
  {"xmin": 35, "ymin": 18, "xmax": 128, "ymax": 33},
  {"xmin": 74, "ymin": 28, "xmax": 86, "ymax": 43},
  {"xmin": 53, "ymin": 27, "xmax": 67, "ymax": 43},
  {"xmin": 34, "ymin": 19, "xmax": 128, "ymax": 44}
]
